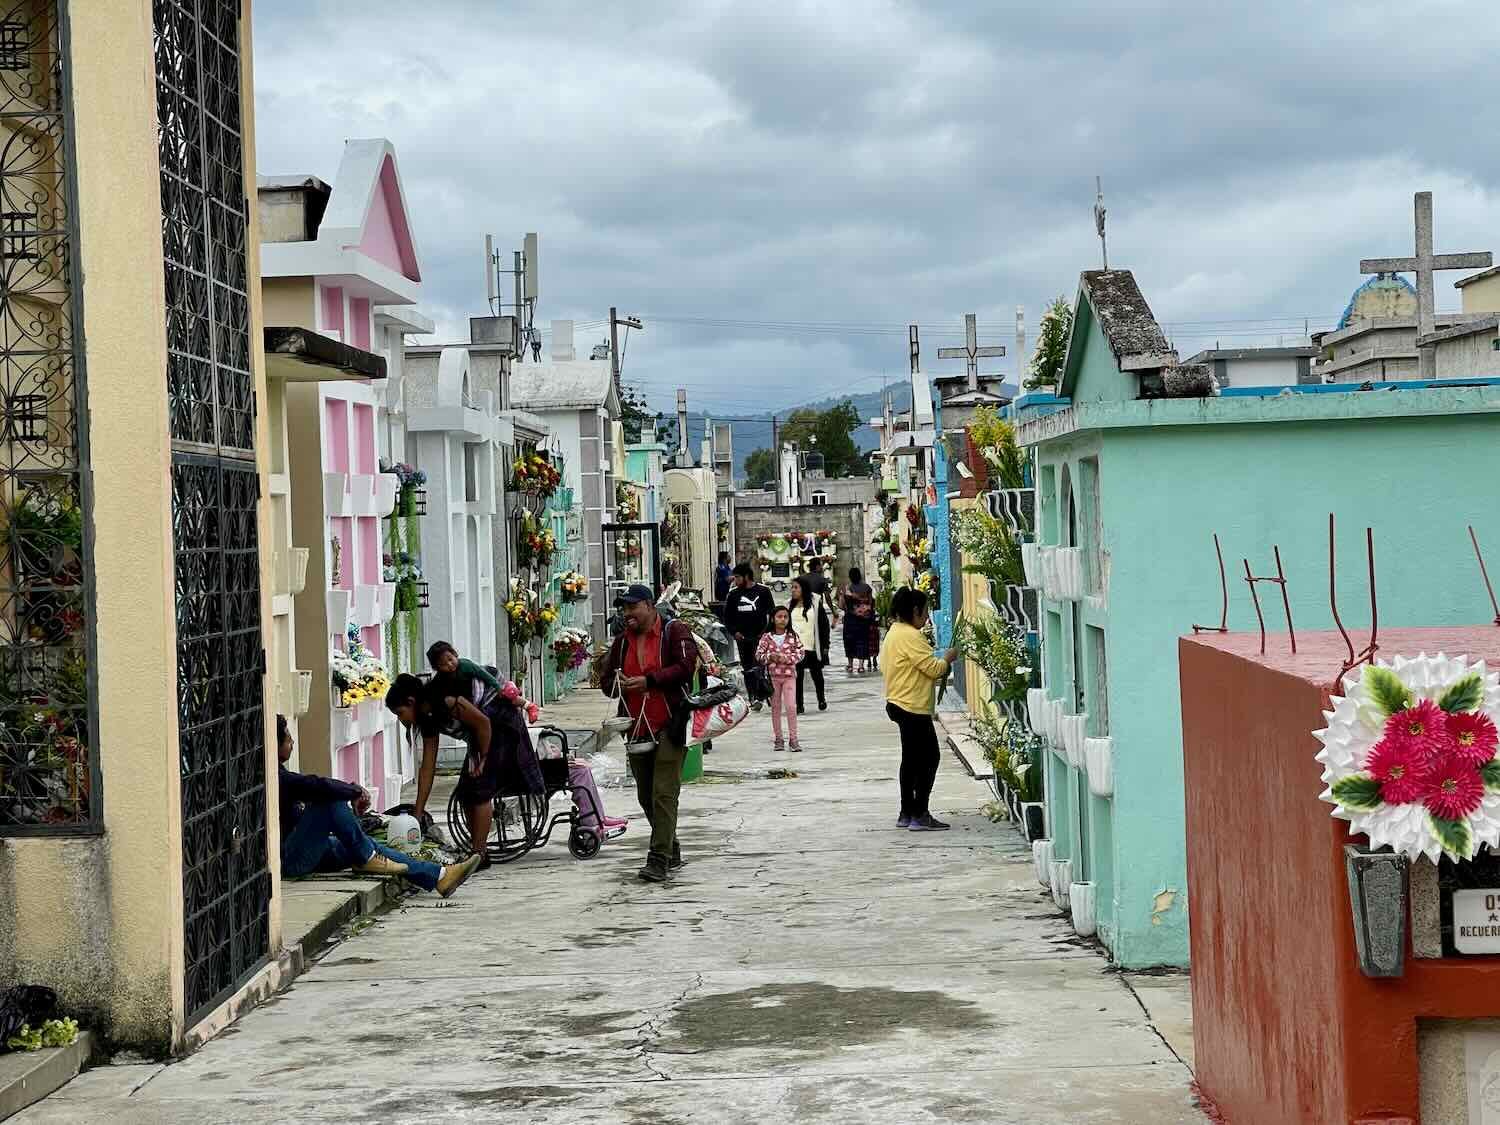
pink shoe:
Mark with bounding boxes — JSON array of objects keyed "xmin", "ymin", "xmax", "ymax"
[{"xmin": 602, "ymin": 815, "xmax": 628, "ymax": 828}]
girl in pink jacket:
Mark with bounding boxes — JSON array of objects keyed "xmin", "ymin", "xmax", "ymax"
[{"xmin": 755, "ymin": 605, "xmax": 806, "ymax": 751}]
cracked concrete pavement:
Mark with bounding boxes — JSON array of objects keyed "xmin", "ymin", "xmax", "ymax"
[{"xmin": 23, "ymin": 666, "xmax": 1202, "ymax": 1124}]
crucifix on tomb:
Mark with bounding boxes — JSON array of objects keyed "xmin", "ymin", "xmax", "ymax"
[
  {"xmin": 1359, "ymin": 191, "xmax": 1492, "ymax": 380},
  {"xmin": 936, "ymin": 313, "xmax": 1006, "ymax": 391}
]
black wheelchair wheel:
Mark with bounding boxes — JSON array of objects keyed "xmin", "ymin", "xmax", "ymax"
[{"xmin": 568, "ymin": 827, "xmax": 602, "ymax": 860}]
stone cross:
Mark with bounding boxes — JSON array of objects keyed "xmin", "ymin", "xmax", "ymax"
[
  {"xmin": 1359, "ymin": 191, "xmax": 1491, "ymax": 379},
  {"xmin": 936, "ymin": 313, "xmax": 1006, "ymax": 391}
]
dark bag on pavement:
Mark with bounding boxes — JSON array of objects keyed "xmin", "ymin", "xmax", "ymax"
[
  {"xmin": 0, "ymin": 985, "xmax": 57, "ymax": 1044},
  {"xmin": 742, "ymin": 665, "xmax": 773, "ymax": 703}
]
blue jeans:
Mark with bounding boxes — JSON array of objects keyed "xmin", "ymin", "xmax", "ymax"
[{"xmin": 281, "ymin": 801, "xmax": 442, "ymax": 892}]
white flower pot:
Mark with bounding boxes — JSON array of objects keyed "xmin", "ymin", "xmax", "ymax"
[
  {"xmin": 1032, "ymin": 839, "xmax": 1054, "ymax": 887},
  {"xmin": 295, "ymin": 669, "xmax": 313, "ymax": 716},
  {"xmin": 1038, "ymin": 546, "xmax": 1058, "ymax": 599},
  {"xmin": 331, "ymin": 705, "xmax": 356, "ymax": 747},
  {"xmin": 1050, "ymin": 858, "xmax": 1073, "ymax": 910},
  {"xmin": 1070, "ymin": 881, "xmax": 1098, "ymax": 937},
  {"xmin": 377, "ymin": 582, "xmax": 396, "ymax": 620},
  {"xmin": 353, "ymin": 583, "xmax": 379, "ymax": 627},
  {"xmin": 1060, "ymin": 712, "xmax": 1088, "ymax": 769},
  {"xmin": 323, "ymin": 472, "xmax": 350, "ymax": 517},
  {"xmin": 349, "ymin": 473, "xmax": 376, "ymax": 517},
  {"xmin": 356, "ymin": 699, "xmax": 381, "ymax": 733},
  {"xmin": 326, "ymin": 588, "xmax": 352, "ymax": 630},
  {"xmin": 375, "ymin": 472, "xmax": 400, "ymax": 517},
  {"xmin": 1021, "ymin": 542, "xmax": 1042, "ymax": 588},
  {"xmin": 1085, "ymin": 736, "xmax": 1114, "ymax": 798},
  {"xmin": 1054, "ymin": 547, "xmax": 1084, "ymax": 601},
  {"xmin": 1044, "ymin": 698, "xmax": 1064, "ymax": 748},
  {"xmin": 289, "ymin": 547, "xmax": 310, "ymax": 595},
  {"xmin": 1026, "ymin": 687, "xmax": 1047, "ymax": 733}
]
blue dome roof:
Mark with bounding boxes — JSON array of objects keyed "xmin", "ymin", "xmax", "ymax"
[{"xmin": 1338, "ymin": 273, "xmax": 1416, "ymax": 330}]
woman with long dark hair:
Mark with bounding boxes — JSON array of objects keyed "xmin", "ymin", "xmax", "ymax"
[
  {"xmin": 881, "ymin": 586, "xmax": 958, "ymax": 831},
  {"xmin": 790, "ymin": 575, "xmax": 827, "ymax": 714},
  {"xmin": 385, "ymin": 671, "xmax": 543, "ymax": 864},
  {"xmin": 841, "ymin": 566, "xmax": 874, "ymax": 675}
]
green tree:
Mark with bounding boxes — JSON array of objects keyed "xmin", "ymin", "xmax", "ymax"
[
  {"xmin": 743, "ymin": 447, "xmax": 777, "ymax": 488},
  {"xmin": 1026, "ymin": 295, "xmax": 1073, "ymax": 391},
  {"xmin": 619, "ymin": 382, "xmax": 658, "ymax": 444},
  {"xmin": 780, "ymin": 399, "xmax": 863, "ymax": 477}
]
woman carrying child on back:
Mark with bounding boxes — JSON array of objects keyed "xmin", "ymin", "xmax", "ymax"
[{"xmin": 755, "ymin": 604, "xmax": 805, "ymax": 752}]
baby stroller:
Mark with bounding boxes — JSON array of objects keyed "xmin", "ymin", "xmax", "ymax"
[{"xmin": 445, "ymin": 725, "xmax": 624, "ymax": 863}]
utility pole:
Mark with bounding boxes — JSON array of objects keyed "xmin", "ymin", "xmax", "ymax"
[{"xmin": 609, "ymin": 306, "xmax": 643, "ymax": 391}]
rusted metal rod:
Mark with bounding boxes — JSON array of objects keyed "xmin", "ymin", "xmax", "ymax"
[
  {"xmin": 1329, "ymin": 513, "xmax": 1355, "ymax": 667},
  {"xmin": 1470, "ymin": 525, "xmax": 1500, "ymax": 626},
  {"xmin": 1243, "ymin": 557, "xmax": 1266, "ymax": 655},
  {"xmin": 1191, "ymin": 532, "xmax": 1230, "ymax": 634},
  {"xmin": 1274, "ymin": 545, "xmax": 1296, "ymax": 655}
]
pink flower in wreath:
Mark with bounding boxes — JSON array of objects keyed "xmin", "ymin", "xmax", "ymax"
[
  {"xmin": 1445, "ymin": 711, "xmax": 1499, "ymax": 766},
  {"xmin": 1366, "ymin": 737, "xmax": 1428, "ymax": 805},
  {"xmin": 1423, "ymin": 758, "xmax": 1486, "ymax": 821},
  {"xmin": 500, "ymin": 680, "xmax": 523, "ymax": 703},
  {"xmin": 1383, "ymin": 699, "xmax": 1448, "ymax": 757},
  {"xmin": 526, "ymin": 701, "xmax": 541, "ymax": 724}
]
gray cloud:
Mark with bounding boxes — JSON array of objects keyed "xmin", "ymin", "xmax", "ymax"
[{"xmin": 252, "ymin": 0, "xmax": 1500, "ymax": 416}]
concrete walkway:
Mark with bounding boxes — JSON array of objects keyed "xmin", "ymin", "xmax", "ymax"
[{"xmin": 23, "ymin": 667, "xmax": 1202, "ymax": 1124}]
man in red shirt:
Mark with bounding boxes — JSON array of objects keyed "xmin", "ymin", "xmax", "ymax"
[{"xmin": 601, "ymin": 585, "xmax": 700, "ymax": 882}]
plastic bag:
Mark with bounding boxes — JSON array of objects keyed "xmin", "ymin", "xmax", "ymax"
[{"xmin": 690, "ymin": 693, "xmax": 749, "ymax": 743}]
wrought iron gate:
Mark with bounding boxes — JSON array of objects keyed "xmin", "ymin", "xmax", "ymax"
[{"xmin": 154, "ymin": 0, "xmax": 269, "ymax": 1021}]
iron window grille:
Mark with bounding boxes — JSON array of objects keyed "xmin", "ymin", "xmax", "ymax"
[{"xmin": 0, "ymin": 0, "xmax": 100, "ymax": 835}]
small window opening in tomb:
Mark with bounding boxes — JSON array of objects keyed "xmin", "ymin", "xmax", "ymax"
[
  {"xmin": 1, "ymin": 209, "xmax": 36, "ymax": 260},
  {"xmin": 0, "ymin": 22, "xmax": 27, "ymax": 72},
  {"xmin": 5, "ymin": 393, "xmax": 46, "ymax": 442}
]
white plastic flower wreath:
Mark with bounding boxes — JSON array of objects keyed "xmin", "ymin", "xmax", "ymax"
[{"xmin": 1314, "ymin": 652, "xmax": 1500, "ymax": 862}]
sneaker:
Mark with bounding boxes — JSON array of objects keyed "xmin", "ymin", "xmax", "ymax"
[
  {"xmin": 602, "ymin": 816, "xmax": 629, "ymax": 829},
  {"xmin": 669, "ymin": 854, "xmax": 686, "ymax": 871},
  {"xmin": 896, "ymin": 813, "xmax": 912, "ymax": 828},
  {"xmin": 789, "ymin": 740, "xmax": 802, "ymax": 752},
  {"xmin": 436, "ymin": 852, "xmax": 483, "ymax": 898},
  {"xmin": 796, "ymin": 705, "xmax": 806, "ymax": 715},
  {"xmin": 908, "ymin": 815, "xmax": 951, "ymax": 832},
  {"xmin": 773, "ymin": 740, "xmax": 786, "ymax": 752},
  {"xmin": 353, "ymin": 852, "xmax": 409, "ymax": 878},
  {"xmin": 639, "ymin": 858, "xmax": 669, "ymax": 883},
  {"xmin": 818, "ymin": 701, "xmax": 828, "ymax": 711}
]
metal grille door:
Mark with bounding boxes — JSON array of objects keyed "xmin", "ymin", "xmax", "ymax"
[{"xmin": 154, "ymin": 0, "xmax": 268, "ymax": 1021}]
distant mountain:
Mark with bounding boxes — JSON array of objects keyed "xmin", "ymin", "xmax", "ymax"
[{"xmin": 656, "ymin": 385, "xmax": 916, "ymax": 485}]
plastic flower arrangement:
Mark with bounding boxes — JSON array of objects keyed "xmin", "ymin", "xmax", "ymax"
[
  {"xmin": 906, "ymin": 503, "xmax": 921, "ymax": 526},
  {"xmin": 511, "ymin": 450, "xmax": 562, "ymax": 497},
  {"xmin": 330, "ymin": 633, "xmax": 391, "ymax": 709},
  {"xmin": 505, "ymin": 598, "xmax": 535, "ymax": 647},
  {"xmin": 1317, "ymin": 654, "xmax": 1500, "ymax": 861},
  {"xmin": 559, "ymin": 571, "xmax": 589, "ymax": 603},
  {"xmin": 516, "ymin": 512, "xmax": 557, "ymax": 569},
  {"xmin": 551, "ymin": 627, "xmax": 591, "ymax": 672},
  {"xmin": 615, "ymin": 483, "xmax": 642, "ymax": 523},
  {"xmin": 530, "ymin": 602, "xmax": 560, "ymax": 640}
]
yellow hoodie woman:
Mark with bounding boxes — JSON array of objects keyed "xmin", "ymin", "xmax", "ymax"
[{"xmin": 880, "ymin": 586, "xmax": 957, "ymax": 831}]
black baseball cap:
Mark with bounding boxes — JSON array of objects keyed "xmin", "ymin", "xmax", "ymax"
[{"xmin": 614, "ymin": 584, "xmax": 655, "ymax": 607}]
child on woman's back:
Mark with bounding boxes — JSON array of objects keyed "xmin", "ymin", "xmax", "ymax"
[{"xmin": 755, "ymin": 606, "xmax": 805, "ymax": 752}]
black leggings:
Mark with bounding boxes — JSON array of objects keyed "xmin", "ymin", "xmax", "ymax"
[
  {"xmin": 796, "ymin": 655, "xmax": 825, "ymax": 709},
  {"xmin": 886, "ymin": 702, "xmax": 940, "ymax": 818}
]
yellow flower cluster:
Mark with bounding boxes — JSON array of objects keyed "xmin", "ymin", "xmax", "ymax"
[
  {"xmin": 537, "ymin": 603, "xmax": 559, "ymax": 626},
  {"xmin": 340, "ymin": 674, "xmax": 389, "ymax": 709},
  {"xmin": 504, "ymin": 598, "xmax": 529, "ymax": 624}
]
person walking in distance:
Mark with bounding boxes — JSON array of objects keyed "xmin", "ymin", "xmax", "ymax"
[
  {"xmin": 756, "ymin": 605, "xmax": 805, "ymax": 752},
  {"xmin": 790, "ymin": 575, "xmax": 827, "ymax": 714},
  {"xmin": 881, "ymin": 586, "xmax": 959, "ymax": 831},
  {"xmin": 841, "ymin": 566, "xmax": 875, "ymax": 675},
  {"xmin": 805, "ymin": 557, "xmax": 836, "ymax": 665},
  {"xmin": 723, "ymin": 563, "xmax": 775, "ymax": 669},
  {"xmin": 599, "ymin": 584, "xmax": 700, "ymax": 882},
  {"xmin": 713, "ymin": 551, "xmax": 734, "ymax": 605}
]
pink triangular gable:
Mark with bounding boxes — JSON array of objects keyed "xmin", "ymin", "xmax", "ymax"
[{"xmin": 357, "ymin": 156, "xmax": 420, "ymax": 282}]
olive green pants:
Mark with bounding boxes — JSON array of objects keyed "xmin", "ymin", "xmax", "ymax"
[{"xmin": 629, "ymin": 730, "xmax": 686, "ymax": 865}]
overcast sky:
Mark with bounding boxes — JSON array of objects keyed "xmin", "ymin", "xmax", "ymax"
[{"xmin": 252, "ymin": 1, "xmax": 1500, "ymax": 417}]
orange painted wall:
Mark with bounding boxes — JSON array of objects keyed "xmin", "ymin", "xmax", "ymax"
[{"xmin": 1182, "ymin": 627, "xmax": 1500, "ymax": 1125}]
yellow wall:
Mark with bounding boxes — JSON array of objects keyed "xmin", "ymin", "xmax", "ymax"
[
  {"xmin": 1460, "ymin": 273, "xmax": 1500, "ymax": 316},
  {"xmin": 0, "ymin": 0, "xmax": 276, "ymax": 1054},
  {"xmin": 263, "ymin": 275, "xmax": 315, "ymax": 329}
]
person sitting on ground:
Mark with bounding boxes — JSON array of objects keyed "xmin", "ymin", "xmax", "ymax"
[
  {"xmin": 387, "ymin": 671, "xmax": 544, "ymax": 866},
  {"xmin": 277, "ymin": 714, "xmax": 480, "ymax": 896},
  {"xmin": 881, "ymin": 587, "xmax": 959, "ymax": 832}
]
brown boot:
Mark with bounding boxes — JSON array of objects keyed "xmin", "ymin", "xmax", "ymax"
[
  {"xmin": 354, "ymin": 852, "xmax": 409, "ymax": 878},
  {"xmin": 437, "ymin": 853, "xmax": 483, "ymax": 898}
]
